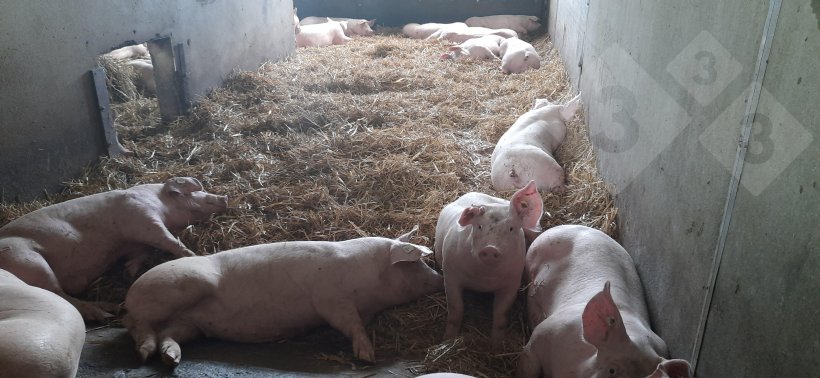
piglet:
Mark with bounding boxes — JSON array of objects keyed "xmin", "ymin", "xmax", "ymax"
[
  {"xmin": 440, "ymin": 35, "xmax": 505, "ymax": 61},
  {"xmin": 0, "ymin": 269, "xmax": 85, "ymax": 378},
  {"xmin": 428, "ymin": 26, "xmax": 518, "ymax": 43},
  {"xmin": 300, "ymin": 16, "xmax": 376, "ymax": 36},
  {"xmin": 465, "ymin": 15, "xmax": 541, "ymax": 35},
  {"xmin": 0, "ymin": 177, "xmax": 228, "ymax": 321},
  {"xmin": 402, "ymin": 22, "xmax": 468, "ymax": 39},
  {"xmin": 123, "ymin": 227, "xmax": 443, "ymax": 366},
  {"xmin": 434, "ymin": 181, "xmax": 543, "ymax": 347},
  {"xmin": 491, "ymin": 94, "xmax": 581, "ymax": 192},
  {"xmin": 499, "ymin": 37, "xmax": 541, "ymax": 74},
  {"xmin": 517, "ymin": 225, "xmax": 693, "ymax": 378},
  {"xmin": 296, "ymin": 19, "xmax": 352, "ymax": 48}
]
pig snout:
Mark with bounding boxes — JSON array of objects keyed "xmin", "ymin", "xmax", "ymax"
[
  {"xmin": 205, "ymin": 194, "xmax": 229, "ymax": 211},
  {"xmin": 477, "ymin": 245, "xmax": 502, "ymax": 265}
]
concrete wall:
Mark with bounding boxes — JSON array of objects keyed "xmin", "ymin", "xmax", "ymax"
[
  {"xmin": 551, "ymin": 0, "xmax": 819, "ymax": 375},
  {"xmin": 294, "ymin": 0, "xmax": 545, "ymax": 26},
  {"xmin": 0, "ymin": 0, "xmax": 294, "ymax": 201}
]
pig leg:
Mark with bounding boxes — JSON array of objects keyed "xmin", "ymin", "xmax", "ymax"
[
  {"xmin": 443, "ymin": 279, "xmax": 465, "ymax": 340},
  {"xmin": 132, "ymin": 220, "xmax": 196, "ymax": 258},
  {"xmin": 515, "ymin": 345, "xmax": 543, "ymax": 378},
  {"xmin": 316, "ymin": 301, "xmax": 375, "ymax": 362},
  {"xmin": 0, "ymin": 243, "xmax": 116, "ymax": 321},
  {"xmin": 490, "ymin": 285, "xmax": 518, "ymax": 348},
  {"xmin": 157, "ymin": 323, "xmax": 199, "ymax": 366}
]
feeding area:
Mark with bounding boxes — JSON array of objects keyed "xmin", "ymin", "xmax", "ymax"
[{"xmin": 1, "ymin": 30, "xmax": 615, "ymax": 377}]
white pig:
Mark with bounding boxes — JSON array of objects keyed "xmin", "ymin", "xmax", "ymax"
[
  {"xmin": 127, "ymin": 59, "xmax": 156, "ymax": 96},
  {"xmin": 465, "ymin": 15, "xmax": 541, "ymax": 35},
  {"xmin": 104, "ymin": 43, "xmax": 149, "ymax": 60},
  {"xmin": 300, "ymin": 16, "xmax": 376, "ymax": 36},
  {"xmin": 0, "ymin": 177, "xmax": 228, "ymax": 321},
  {"xmin": 440, "ymin": 35, "xmax": 505, "ymax": 60},
  {"xmin": 123, "ymin": 227, "xmax": 444, "ymax": 366},
  {"xmin": 0, "ymin": 269, "xmax": 85, "ymax": 378},
  {"xmin": 428, "ymin": 26, "xmax": 518, "ymax": 43},
  {"xmin": 491, "ymin": 94, "xmax": 582, "ymax": 193},
  {"xmin": 296, "ymin": 19, "xmax": 352, "ymax": 48},
  {"xmin": 517, "ymin": 225, "xmax": 694, "ymax": 378},
  {"xmin": 402, "ymin": 22, "xmax": 468, "ymax": 39},
  {"xmin": 434, "ymin": 181, "xmax": 543, "ymax": 347},
  {"xmin": 499, "ymin": 37, "xmax": 541, "ymax": 74}
]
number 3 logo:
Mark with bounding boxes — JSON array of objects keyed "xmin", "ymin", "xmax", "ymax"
[
  {"xmin": 745, "ymin": 113, "xmax": 774, "ymax": 164},
  {"xmin": 692, "ymin": 51, "xmax": 718, "ymax": 85}
]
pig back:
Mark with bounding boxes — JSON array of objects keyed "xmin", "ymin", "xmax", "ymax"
[{"xmin": 525, "ymin": 225, "xmax": 648, "ymax": 327}]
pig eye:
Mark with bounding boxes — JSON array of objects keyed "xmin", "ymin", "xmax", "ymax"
[
  {"xmin": 509, "ymin": 227, "xmax": 514, "ymax": 232},
  {"xmin": 478, "ymin": 225, "xmax": 482, "ymax": 230},
  {"xmin": 608, "ymin": 368, "xmax": 616, "ymax": 376}
]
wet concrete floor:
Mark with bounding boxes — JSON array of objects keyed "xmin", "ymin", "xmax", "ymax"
[{"xmin": 79, "ymin": 326, "xmax": 419, "ymax": 377}]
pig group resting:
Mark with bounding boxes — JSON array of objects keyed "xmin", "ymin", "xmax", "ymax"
[
  {"xmin": 491, "ymin": 94, "xmax": 582, "ymax": 192},
  {"xmin": 517, "ymin": 225, "xmax": 693, "ymax": 378},
  {"xmin": 0, "ymin": 269, "xmax": 85, "ymax": 378},
  {"xmin": 434, "ymin": 181, "xmax": 543, "ymax": 347},
  {"xmin": 123, "ymin": 227, "xmax": 443, "ymax": 366},
  {"xmin": 0, "ymin": 177, "xmax": 227, "ymax": 321}
]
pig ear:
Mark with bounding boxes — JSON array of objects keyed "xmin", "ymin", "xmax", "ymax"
[
  {"xmin": 582, "ymin": 281, "xmax": 629, "ymax": 348},
  {"xmin": 368, "ymin": 19, "xmax": 376, "ymax": 27},
  {"xmin": 390, "ymin": 243, "xmax": 432, "ymax": 264},
  {"xmin": 510, "ymin": 181, "xmax": 543, "ymax": 230},
  {"xmin": 164, "ymin": 177, "xmax": 204, "ymax": 196},
  {"xmin": 649, "ymin": 359, "xmax": 694, "ymax": 378},
  {"xmin": 458, "ymin": 206, "xmax": 485, "ymax": 227},
  {"xmin": 396, "ymin": 225, "xmax": 420, "ymax": 242},
  {"xmin": 529, "ymin": 16, "xmax": 539, "ymax": 22},
  {"xmin": 560, "ymin": 93, "xmax": 582, "ymax": 122}
]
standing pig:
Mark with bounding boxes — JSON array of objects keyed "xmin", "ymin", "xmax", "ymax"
[
  {"xmin": 296, "ymin": 19, "xmax": 352, "ymax": 48},
  {"xmin": 0, "ymin": 177, "xmax": 228, "ymax": 321},
  {"xmin": 465, "ymin": 15, "xmax": 541, "ymax": 35},
  {"xmin": 300, "ymin": 16, "xmax": 376, "ymax": 36},
  {"xmin": 440, "ymin": 35, "xmax": 505, "ymax": 60},
  {"xmin": 517, "ymin": 225, "xmax": 693, "ymax": 378},
  {"xmin": 402, "ymin": 22, "xmax": 468, "ymax": 39},
  {"xmin": 491, "ymin": 94, "xmax": 582, "ymax": 192},
  {"xmin": 434, "ymin": 181, "xmax": 543, "ymax": 347},
  {"xmin": 123, "ymin": 227, "xmax": 443, "ymax": 366},
  {"xmin": 499, "ymin": 37, "xmax": 541, "ymax": 74},
  {"xmin": 0, "ymin": 269, "xmax": 85, "ymax": 378}
]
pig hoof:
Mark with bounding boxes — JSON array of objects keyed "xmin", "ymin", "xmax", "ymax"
[{"xmin": 352, "ymin": 336, "xmax": 375, "ymax": 363}]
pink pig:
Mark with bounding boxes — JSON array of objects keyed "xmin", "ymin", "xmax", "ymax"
[
  {"xmin": 491, "ymin": 94, "xmax": 582, "ymax": 193},
  {"xmin": 300, "ymin": 16, "xmax": 376, "ymax": 36},
  {"xmin": 465, "ymin": 15, "xmax": 541, "ymax": 35},
  {"xmin": 0, "ymin": 177, "xmax": 228, "ymax": 321},
  {"xmin": 440, "ymin": 35, "xmax": 505, "ymax": 60},
  {"xmin": 402, "ymin": 22, "xmax": 468, "ymax": 39},
  {"xmin": 428, "ymin": 26, "xmax": 518, "ymax": 43},
  {"xmin": 296, "ymin": 19, "xmax": 353, "ymax": 48},
  {"xmin": 434, "ymin": 181, "xmax": 543, "ymax": 347},
  {"xmin": 517, "ymin": 225, "xmax": 693, "ymax": 378},
  {"xmin": 123, "ymin": 227, "xmax": 443, "ymax": 366},
  {"xmin": 0, "ymin": 269, "xmax": 85, "ymax": 378},
  {"xmin": 499, "ymin": 37, "xmax": 541, "ymax": 74}
]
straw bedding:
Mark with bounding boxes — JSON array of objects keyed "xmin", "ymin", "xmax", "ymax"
[{"xmin": 0, "ymin": 31, "xmax": 616, "ymax": 377}]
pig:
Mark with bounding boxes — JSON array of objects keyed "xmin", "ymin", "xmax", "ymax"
[
  {"xmin": 0, "ymin": 177, "xmax": 228, "ymax": 322},
  {"xmin": 0, "ymin": 269, "xmax": 85, "ymax": 378},
  {"xmin": 402, "ymin": 22, "xmax": 468, "ymax": 39},
  {"xmin": 127, "ymin": 59, "xmax": 156, "ymax": 96},
  {"xmin": 491, "ymin": 94, "xmax": 582, "ymax": 193},
  {"xmin": 428, "ymin": 26, "xmax": 518, "ymax": 43},
  {"xmin": 465, "ymin": 15, "xmax": 541, "ymax": 35},
  {"xmin": 499, "ymin": 37, "xmax": 541, "ymax": 74},
  {"xmin": 296, "ymin": 19, "xmax": 352, "ymax": 48},
  {"xmin": 123, "ymin": 226, "xmax": 444, "ymax": 366},
  {"xmin": 300, "ymin": 16, "xmax": 376, "ymax": 36},
  {"xmin": 104, "ymin": 43, "xmax": 149, "ymax": 60},
  {"xmin": 434, "ymin": 181, "xmax": 543, "ymax": 347},
  {"xmin": 517, "ymin": 225, "xmax": 694, "ymax": 378},
  {"xmin": 440, "ymin": 35, "xmax": 505, "ymax": 60}
]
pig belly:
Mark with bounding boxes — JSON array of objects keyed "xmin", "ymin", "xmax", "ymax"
[{"xmin": 185, "ymin": 297, "xmax": 324, "ymax": 342}]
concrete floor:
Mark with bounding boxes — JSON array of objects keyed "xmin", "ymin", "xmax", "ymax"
[{"xmin": 79, "ymin": 326, "xmax": 419, "ymax": 377}]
